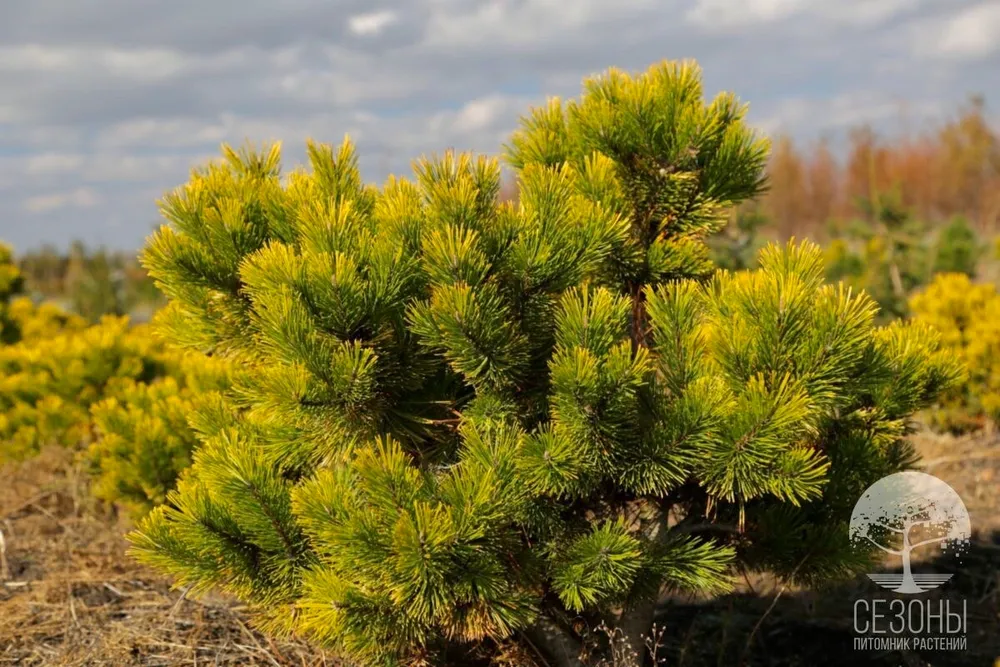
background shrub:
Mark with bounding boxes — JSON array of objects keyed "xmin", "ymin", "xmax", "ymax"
[
  {"xmin": 0, "ymin": 317, "xmax": 171, "ymax": 462},
  {"xmin": 909, "ymin": 272, "xmax": 1000, "ymax": 433},
  {"xmin": 87, "ymin": 349, "xmax": 234, "ymax": 516}
]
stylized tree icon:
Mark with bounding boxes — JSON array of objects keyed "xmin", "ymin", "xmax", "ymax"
[{"xmin": 850, "ymin": 471, "xmax": 971, "ymax": 593}]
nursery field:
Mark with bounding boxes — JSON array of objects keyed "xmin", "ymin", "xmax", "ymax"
[
  {"xmin": 2, "ymin": 61, "xmax": 1000, "ymax": 667},
  {"xmin": 1, "ymin": 431, "xmax": 996, "ymax": 666}
]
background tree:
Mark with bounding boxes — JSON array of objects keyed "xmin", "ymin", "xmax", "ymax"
[
  {"xmin": 822, "ymin": 186, "xmax": 932, "ymax": 322},
  {"xmin": 17, "ymin": 243, "xmax": 65, "ymax": 298},
  {"xmin": 932, "ymin": 215, "xmax": 982, "ymax": 277},
  {"xmin": 130, "ymin": 61, "xmax": 961, "ymax": 666}
]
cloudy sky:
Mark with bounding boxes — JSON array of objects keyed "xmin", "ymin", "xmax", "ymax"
[{"xmin": 1, "ymin": 0, "xmax": 998, "ymax": 252}]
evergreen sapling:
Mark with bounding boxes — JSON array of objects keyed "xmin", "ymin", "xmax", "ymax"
[{"xmin": 131, "ymin": 61, "xmax": 961, "ymax": 666}]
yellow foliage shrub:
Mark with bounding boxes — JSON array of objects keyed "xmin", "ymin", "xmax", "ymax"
[
  {"xmin": 5, "ymin": 296, "xmax": 87, "ymax": 341},
  {"xmin": 87, "ymin": 350, "xmax": 233, "ymax": 516},
  {"xmin": 909, "ymin": 272, "xmax": 1000, "ymax": 432},
  {"xmin": 0, "ymin": 241, "xmax": 233, "ymax": 515},
  {"xmin": 0, "ymin": 316, "xmax": 171, "ymax": 461}
]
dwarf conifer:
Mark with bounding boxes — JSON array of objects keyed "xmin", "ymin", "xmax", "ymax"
[
  {"xmin": 0, "ymin": 317, "xmax": 170, "ymax": 462},
  {"xmin": 88, "ymin": 347, "xmax": 234, "ymax": 516},
  {"xmin": 130, "ymin": 61, "xmax": 960, "ymax": 666},
  {"xmin": 0, "ymin": 242, "xmax": 87, "ymax": 344}
]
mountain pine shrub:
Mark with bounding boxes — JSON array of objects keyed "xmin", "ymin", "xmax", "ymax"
[
  {"xmin": 0, "ymin": 242, "xmax": 25, "ymax": 345},
  {"xmin": 0, "ymin": 316, "xmax": 171, "ymax": 462},
  {"xmin": 910, "ymin": 272, "xmax": 1000, "ymax": 433},
  {"xmin": 129, "ymin": 61, "xmax": 961, "ymax": 666},
  {"xmin": 5, "ymin": 297, "xmax": 88, "ymax": 342},
  {"xmin": 87, "ymin": 346, "xmax": 234, "ymax": 516}
]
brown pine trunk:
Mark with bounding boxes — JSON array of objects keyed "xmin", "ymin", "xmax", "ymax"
[{"xmin": 617, "ymin": 506, "xmax": 670, "ymax": 664}]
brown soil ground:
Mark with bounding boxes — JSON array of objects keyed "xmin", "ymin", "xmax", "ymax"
[
  {"xmin": 0, "ymin": 431, "xmax": 997, "ymax": 666},
  {"xmin": 910, "ymin": 429, "xmax": 1000, "ymax": 538},
  {"xmin": 0, "ymin": 448, "xmax": 337, "ymax": 666}
]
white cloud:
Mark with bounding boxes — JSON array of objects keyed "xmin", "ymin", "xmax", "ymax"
[
  {"xmin": 26, "ymin": 152, "xmax": 86, "ymax": 175},
  {"xmin": 931, "ymin": 2, "xmax": 1000, "ymax": 60},
  {"xmin": 22, "ymin": 187, "xmax": 102, "ymax": 213},
  {"xmin": 451, "ymin": 95, "xmax": 512, "ymax": 133},
  {"xmin": 685, "ymin": 0, "xmax": 806, "ymax": 30},
  {"xmin": 753, "ymin": 91, "xmax": 955, "ymax": 148},
  {"xmin": 833, "ymin": 0, "xmax": 913, "ymax": 26},
  {"xmin": 686, "ymin": 0, "xmax": 921, "ymax": 32},
  {"xmin": 347, "ymin": 10, "xmax": 398, "ymax": 36},
  {"xmin": 96, "ymin": 117, "xmax": 239, "ymax": 150},
  {"xmin": 0, "ymin": 44, "xmax": 242, "ymax": 79},
  {"xmin": 84, "ymin": 154, "xmax": 221, "ymax": 183}
]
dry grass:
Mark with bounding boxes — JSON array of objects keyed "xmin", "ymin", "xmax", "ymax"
[
  {"xmin": 911, "ymin": 427, "xmax": 1000, "ymax": 537},
  {"xmin": 0, "ymin": 447, "xmax": 338, "ymax": 666}
]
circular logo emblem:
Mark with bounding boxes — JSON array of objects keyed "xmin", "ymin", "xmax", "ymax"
[{"xmin": 849, "ymin": 471, "xmax": 971, "ymax": 594}]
